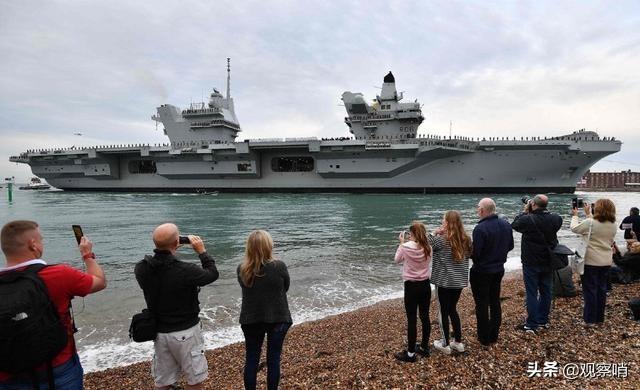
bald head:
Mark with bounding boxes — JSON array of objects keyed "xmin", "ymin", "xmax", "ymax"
[
  {"xmin": 533, "ymin": 194, "xmax": 549, "ymax": 209},
  {"xmin": 479, "ymin": 198, "xmax": 496, "ymax": 214},
  {"xmin": 153, "ymin": 223, "xmax": 179, "ymax": 251}
]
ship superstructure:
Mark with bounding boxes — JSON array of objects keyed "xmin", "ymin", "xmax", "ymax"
[{"xmin": 9, "ymin": 61, "xmax": 621, "ymax": 193}]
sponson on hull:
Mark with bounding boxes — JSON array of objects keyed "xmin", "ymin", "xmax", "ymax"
[{"xmin": 9, "ymin": 60, "xmax": 621, "ymax": 193}]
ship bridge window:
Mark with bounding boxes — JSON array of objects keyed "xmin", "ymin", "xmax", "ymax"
[
  {"xmin": 271, "ymin": 156, "xmax": 314, "ymax": 172},
  {"xmin": 128, "ymin": 160, "xmax": 157, "ymax": 174},
  {"xmin": 237, "ymin": 163, "xmax": 251, "ymax": 172}
]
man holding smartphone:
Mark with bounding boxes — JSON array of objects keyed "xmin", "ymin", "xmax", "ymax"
[
  {"xmin": 0, "ymin": 220, "xmax": 107, "ymax": 388},
  {"xmin": 134, "ymin": 223, "xmax": 219, "ymax": 389}
]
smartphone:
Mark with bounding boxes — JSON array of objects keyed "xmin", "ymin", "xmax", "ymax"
[
  {"xmin": 571, "ymin": 197, "xmax": 584, "ymax": 209},
  {"xmin": 179, "ymin": 235, "xmax": 191, "ymax": 245},
  {"xmin": 72, "ymin": 225, "xmax": 84, "ymax": 245}
]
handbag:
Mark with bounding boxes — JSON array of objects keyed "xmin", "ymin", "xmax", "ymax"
[
  {"xmin": 529, "ymin": 214, "xmax": 569, "ymax": 270},
  {"xmin": 575, "ymin": 219, "xmax": 592, "ymax": 259},
  {"xmin": 129, "ymin": 309, "xmax": 157, "ymax": 342},
  {"xmin": 571, "ymin": 219, "xmax": 592, "ymax": 275}
]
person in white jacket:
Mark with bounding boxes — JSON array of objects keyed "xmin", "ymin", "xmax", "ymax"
[{"xmin": 570, "ymin": 199, "xmax": 617, "ymax": 327}]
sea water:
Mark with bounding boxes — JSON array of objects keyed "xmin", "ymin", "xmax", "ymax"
[{"xmin": 0, "ymin": 190, "xmax": 637, "ymax": 372}]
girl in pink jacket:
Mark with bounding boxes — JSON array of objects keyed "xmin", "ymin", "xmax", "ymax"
[{"xmin": 393, "ymin": 221, "xmax": 432, "ymax": 362}]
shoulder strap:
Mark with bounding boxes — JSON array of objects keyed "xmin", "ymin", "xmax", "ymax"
[
  {"xmin": 143, "ymin": 256, "xmax": 165, "ymax": 314},
  {"xmin": 528, "ymin": 215, "xmax": 558, "ymax": 264},
  {"xmin": 0, "ymin": 263, "xmax": 47, "ymax": 282},
  {"xmin": 528, "ymin": 214, "xmax": 551, "ymax": 247}
]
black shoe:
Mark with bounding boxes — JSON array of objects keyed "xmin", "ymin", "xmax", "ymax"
[
  {"xmin": 394, "ymin": 350, "xmax": 416, "ymax": 362},
  {"xmin": 539, "ymin": 323, "xmax": 551, "ymax": 330},
  {"xmin": 415, "ymin": 343, "xmax": 430, "ymax": 357},
  {"xmin": 516, "ymin": 324, "xmax": 537, "ymax": 335}
]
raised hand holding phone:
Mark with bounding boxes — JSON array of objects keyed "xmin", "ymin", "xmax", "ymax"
[{"xmin": 72, "ymin": 225, "xmax": 84, "ymax": 245}]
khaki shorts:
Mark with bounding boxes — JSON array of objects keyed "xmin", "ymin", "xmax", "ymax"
[{"xmin": 152, "ymin": 323, "xmax": 208, "ymax": 386}]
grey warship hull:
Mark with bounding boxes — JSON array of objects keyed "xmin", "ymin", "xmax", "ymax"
[
  {"xmin": 10, "ymin": 136, "xmax": 620, "ymax": 194},
  {"xmin": 9, "ymin": 66, "xmax": 621, "ymax": 193}
]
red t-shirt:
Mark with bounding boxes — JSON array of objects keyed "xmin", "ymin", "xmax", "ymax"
[{"xmin": 0, "ymin": 262, "xmax": 93, "ymax": 381}]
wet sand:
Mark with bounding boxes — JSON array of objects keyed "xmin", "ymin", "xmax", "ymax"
[{"xmin": 85, "ymin": 274, "xmax": 640, "ymax": 389}]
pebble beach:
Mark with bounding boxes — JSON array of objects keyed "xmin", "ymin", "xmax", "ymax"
[{"xmin": 85, "ymin": 273, "xmax": 640, "ymax": 389}]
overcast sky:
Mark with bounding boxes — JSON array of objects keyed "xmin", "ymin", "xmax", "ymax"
[{"xmin": 1, "ymin": 0, "xmax": 639, "ymax": 182}]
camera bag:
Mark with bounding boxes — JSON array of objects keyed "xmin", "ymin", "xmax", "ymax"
[{"xmin": 129, "ymin": 308, "xmax": 157, "ymax": 342}]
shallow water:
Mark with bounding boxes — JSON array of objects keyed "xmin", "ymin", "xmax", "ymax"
[{"xmin": 0, "ymin": 189, "xmax": 636, "ymax": 372}]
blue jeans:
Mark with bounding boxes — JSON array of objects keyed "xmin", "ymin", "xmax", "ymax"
[
  {"xmin": 241, "ymin": 322, "xmax": 291, "ymax": 390},
  {"xmin": 582, "ymin": 265, "xmax": 610, "ymax": 324},
  {"xmin": 523, "ymin": 264, "xmax": 553, "ymax": 329},
  {"xmin": 0, "ymin": 353, "xmax": 83, "ymax": 390}
]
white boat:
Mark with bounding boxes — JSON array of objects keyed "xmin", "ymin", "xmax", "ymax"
[{"xmin": 19, "ymin": 177, "xmax": 51, "ymax": 190}]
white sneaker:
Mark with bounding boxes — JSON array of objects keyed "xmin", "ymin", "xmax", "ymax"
[
  {"xmin": 450, "ymin": 340, "xmax": 465, "ymax": 353},
  {"xmin": 433, "ymin": 339, "xmax": 451, "ymax": 355}
]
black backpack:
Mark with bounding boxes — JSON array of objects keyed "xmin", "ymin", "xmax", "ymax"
[{"xmin": 0, "ymin": 264, "xmax": 68, "ymax": 374}]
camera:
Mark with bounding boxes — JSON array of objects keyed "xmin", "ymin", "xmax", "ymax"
[
  {"xmin": 572, "ymin": 197, "xmax": 584, "ymax": 209},
  {"xmin": 179, "ymin": 236, "xmax": 191, "ymax": 244},
  {"xmin": 521, "ymin": 196, "xmax": 531, "ymax": 205}
]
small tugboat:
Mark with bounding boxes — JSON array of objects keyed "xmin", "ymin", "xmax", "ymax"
[{"xmin": 19, "ymin": 177, "xmax": 51, "ymax": 190}]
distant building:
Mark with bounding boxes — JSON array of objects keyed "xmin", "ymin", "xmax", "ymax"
[{"xmin": 577, "ymin": 170, "xmax": 640, "ymax": 191}]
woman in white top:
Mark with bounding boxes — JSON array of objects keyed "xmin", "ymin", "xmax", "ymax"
[{"xmin": 570, "ymin": 198, "xmax": 617, "ymax": 326}]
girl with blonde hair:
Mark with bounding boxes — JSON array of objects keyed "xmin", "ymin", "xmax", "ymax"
[
  {"xmin": 393, "ymin": 221, "xmax": 432, "ymax": 362},
  {"xmin": 430, "ymin": 210, "xmax": 472, "ymax": 354},
  {"xmin": 238, "ymin": 230, "xmax": 292, "ymax": 389}
]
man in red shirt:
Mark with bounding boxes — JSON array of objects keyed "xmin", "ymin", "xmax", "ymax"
[{"xmin": 0, "ymin": 220, "xmax": 106, "ymax": 389}]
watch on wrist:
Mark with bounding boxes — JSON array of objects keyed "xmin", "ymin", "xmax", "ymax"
[{"xmin": 82, "ymin": 252, "xmax": 96, "ymax": 260}]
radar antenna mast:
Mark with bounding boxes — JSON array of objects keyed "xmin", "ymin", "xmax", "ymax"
[{"xmin": 226, "ymin": 57, "xmax": 231, "ymax": 99}]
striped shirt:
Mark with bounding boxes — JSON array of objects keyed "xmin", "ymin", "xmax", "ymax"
[{"xmin": 429, "ymin": 234, "xmax": 470, "ymax": 289}]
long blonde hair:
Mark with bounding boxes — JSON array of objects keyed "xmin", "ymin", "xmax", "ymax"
[
  {"xmin": 239, "ymin": 230, "xmax": 274, "ymax": 287},
  {"xmin": 444, "ymin": 211, "xmax": 472, "ymax": 262},
  {"xmin": 409, "ymin": 221, "xmax": 431, "ymax": 259}
]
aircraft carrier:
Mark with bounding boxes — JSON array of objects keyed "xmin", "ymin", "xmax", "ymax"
[{"xmin": 9, "ymin": 60, "xmax": 621, "ymax": 193}]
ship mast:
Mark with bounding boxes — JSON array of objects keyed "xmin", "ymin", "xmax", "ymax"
[{"xmin": 226, "ymin": 57, "xmax": 231, "ymax": 99}]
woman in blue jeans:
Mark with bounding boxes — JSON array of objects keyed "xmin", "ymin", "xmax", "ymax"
[{"xmin": 237, "ymin": 230, "xmax": 292, "ymax": 390}]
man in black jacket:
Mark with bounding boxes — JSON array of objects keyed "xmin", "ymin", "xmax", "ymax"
[
  {"xmin": 511, "ymin": 195, "xmax": 562, "ymax": 334},
  {"xmin": 135, "ymin": 223, "xmax": 219, "ymax": 389}
]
